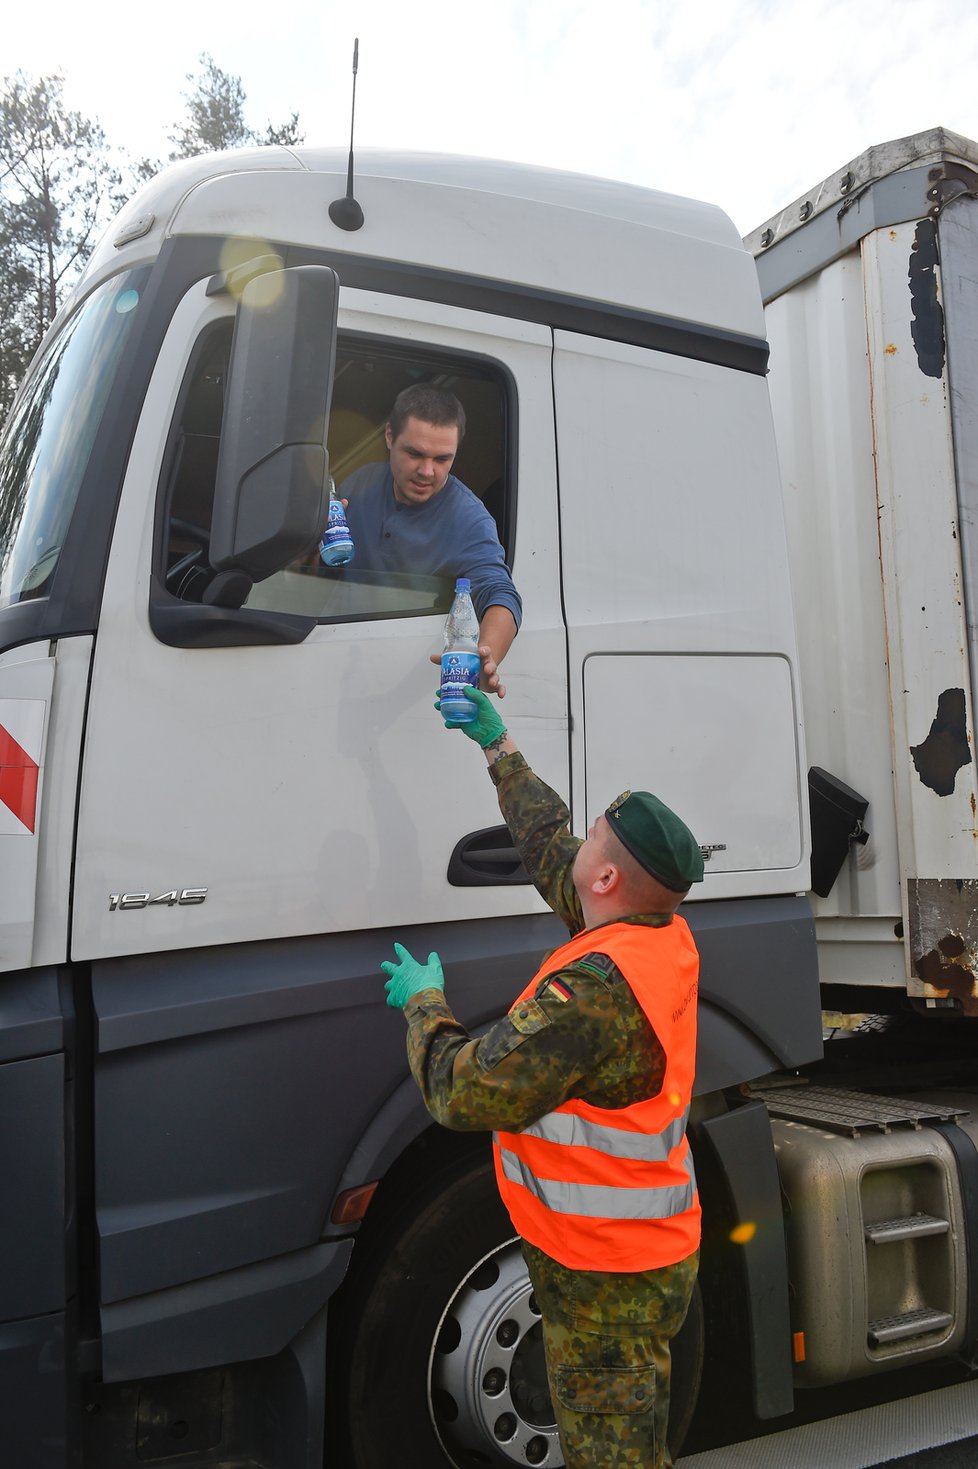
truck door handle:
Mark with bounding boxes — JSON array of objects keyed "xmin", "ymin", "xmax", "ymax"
[{"xmin": 448, "ymin": 826, "xmax": 531, "ymax": 886}]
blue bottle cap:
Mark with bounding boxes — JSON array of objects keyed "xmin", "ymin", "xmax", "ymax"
[{"xmin": 455, "ymin": 577, "xmax": 471, "ymax": 592}]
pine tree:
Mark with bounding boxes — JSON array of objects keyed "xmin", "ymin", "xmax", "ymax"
[
  {"xmin": 0, "ymin": 59, "xmax": 305, "ymax": 420},
  {"xmin": 0, "ymin": 71, "xmax": 123, "ymax": 417},
  {"xmin": 169, "ymin": 54, "xmax": 305, "ymax": 160}
]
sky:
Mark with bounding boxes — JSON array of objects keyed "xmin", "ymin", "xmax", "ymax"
[{"xmin": 5, "ymin": 0, "xmax": 978, "ymax": 236}]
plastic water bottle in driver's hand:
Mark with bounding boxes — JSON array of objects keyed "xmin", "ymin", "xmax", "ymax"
[
  {"xmin": 319, "ymin": 477, "xmax": 355, "ymax": 566},
  {"xmin": 440, "ymin": 578, "xmax": 481, "ymax": 723}
]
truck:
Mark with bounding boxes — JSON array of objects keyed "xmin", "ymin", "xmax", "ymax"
[{"xmin": 0, "ymin": 125, "xmax": 975, "ymax": 1469}]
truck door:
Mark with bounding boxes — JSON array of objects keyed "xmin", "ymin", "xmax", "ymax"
[
  {"xmin": 69, "ymin": 268, "xmax": 568, "ymax": 1379},
  {"xmin": 74, "ymin": 283, "xmax": 565, "ymax": 960}
]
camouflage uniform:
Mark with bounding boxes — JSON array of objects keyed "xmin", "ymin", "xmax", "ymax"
[
  {"xmin": 524, "ymin": 1240, "xmax": 699, "ymax": 1469},
  {"xmin": 404, "ymin": 751, "xmax": 698, "ymax": 1468}
]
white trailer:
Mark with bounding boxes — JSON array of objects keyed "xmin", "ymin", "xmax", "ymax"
[{"xmin": 743, "ymin": 125, "xmax": 978, "ymax": 1392}]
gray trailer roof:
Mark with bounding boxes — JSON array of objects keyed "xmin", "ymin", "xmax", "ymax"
[{"xmin": 745, "ymin": 127, "xmax": 978, "ymax": 302}]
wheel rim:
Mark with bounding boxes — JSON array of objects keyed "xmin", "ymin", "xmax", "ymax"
[{"xmin": 429, "ymin": 1237, "xmax": 563, "ymax": 1467}]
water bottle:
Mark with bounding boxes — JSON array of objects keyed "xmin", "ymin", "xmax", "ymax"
[
  {"xmin": 440, "ymin": 578, "xmax": 481, "ymax": 723},
  {"xmin": 319, "ymin": 477, "xmax": 354, "ymax": 566}
]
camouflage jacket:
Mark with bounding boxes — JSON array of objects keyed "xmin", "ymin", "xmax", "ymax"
[{"xmin": 404, "ymin": 751, "xmax": 670, "ymax": 1132}]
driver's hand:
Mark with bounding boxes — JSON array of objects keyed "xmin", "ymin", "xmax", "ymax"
[
  {"xmin": 476, "ymin": 644, "xmax": 505, "ymax": 698},
  {"xmin": 429, "ymin": 645, "xmax": 505, "ymax": 699}
]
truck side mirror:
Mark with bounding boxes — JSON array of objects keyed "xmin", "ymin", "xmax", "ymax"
[{"xmin": 206, "ymin": 265, "xmax": 339, "ymax": 604}]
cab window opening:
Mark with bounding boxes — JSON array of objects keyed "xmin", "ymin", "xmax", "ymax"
[{"xmin": 158, "ymin": 329, "xmax": 514, "ymax": 626}]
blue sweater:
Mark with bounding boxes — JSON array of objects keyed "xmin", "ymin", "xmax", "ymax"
[{"xmin": 340, "ymin": 463, "xmax": 522, "ymax": 628}]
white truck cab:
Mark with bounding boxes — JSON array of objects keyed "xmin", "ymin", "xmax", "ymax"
[{"xmin": 1, "ymin": 148, "xmax": 807, "ymax": 970}]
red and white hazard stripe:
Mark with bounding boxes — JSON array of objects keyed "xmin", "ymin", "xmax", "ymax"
[{"xmin": 0, "ymin": 699, "xmax": 44, "ymax": 835}]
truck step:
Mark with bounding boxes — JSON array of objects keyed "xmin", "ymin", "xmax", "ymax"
[
  {"xmin": 867, "ymin": 1307, "xmax": 954, "ymax": 1344},
  {"xmin": 755, "ymin": 1084, "xmax": 968, "ymax": 1136},
  {"xmin": 864, "ymin": 1213, "xmax": 950, "ymax": 1244}
]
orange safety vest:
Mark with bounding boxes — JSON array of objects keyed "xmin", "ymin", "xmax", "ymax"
[{"xmin": 493, "ymin": 919, "xmax": 701, "ymax": 1272}]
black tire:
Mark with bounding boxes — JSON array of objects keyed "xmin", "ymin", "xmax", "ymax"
[{"xmin": 327, "ymin": 1144, "xmax": 704, "ymax": 1468}]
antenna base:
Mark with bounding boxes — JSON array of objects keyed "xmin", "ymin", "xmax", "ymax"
[{"xmin": 328, "ymin": 196, "xmax": 365, "ymax": 232}]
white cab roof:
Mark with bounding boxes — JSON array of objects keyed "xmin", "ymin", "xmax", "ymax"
[{"xmin": 79, "ymin": 146, "xmax": 765, "ymax": 340}]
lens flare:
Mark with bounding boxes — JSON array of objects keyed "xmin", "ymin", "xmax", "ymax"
[{"xmin": 217, "ymin": 240, "xmax": 284, "ymax": 303}]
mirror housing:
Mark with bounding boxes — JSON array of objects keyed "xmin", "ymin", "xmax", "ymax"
[{"xmin": 207, "ymin": 265, "xmax": 339, "ymax": 594}]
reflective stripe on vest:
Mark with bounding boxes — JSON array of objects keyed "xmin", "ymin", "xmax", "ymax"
[
  {"xmin": 498, "ymin": 1144, "xmax": 697, "ymax": 1220},
  {"xmin": 512, "ymin": 1108, "xmax": 690, "ymax": 1162}
]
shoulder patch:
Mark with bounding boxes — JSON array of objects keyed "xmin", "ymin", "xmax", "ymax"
[{"xmin": 577, "ymin": 952, "xmax": 625, "ymax": 986}]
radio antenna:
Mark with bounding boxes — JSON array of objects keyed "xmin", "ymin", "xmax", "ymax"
[{"xmin": 329, "ymin": 38, "xmax": 365, "ymax": 231}]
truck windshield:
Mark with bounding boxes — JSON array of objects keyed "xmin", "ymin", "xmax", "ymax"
[{"xmin": 0, "ymin": 268, "xmax": 149, "ymax": 610}]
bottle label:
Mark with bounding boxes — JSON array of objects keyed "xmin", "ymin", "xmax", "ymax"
[
  {"xmin": 319, "ymin": 499, "xmax": 354, "ymax": 565},
  {"xmin": 440, "ymin": 651, "xmax": 482, "ymax": 704},
  {"xmin": 320, "ymin": 499, "xmax": 353, "ymax": 550}
]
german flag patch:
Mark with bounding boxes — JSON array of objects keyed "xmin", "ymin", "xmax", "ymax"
[{"xmin": 542, "ymin": 976, "xmax": 574, "ymax": 1004}]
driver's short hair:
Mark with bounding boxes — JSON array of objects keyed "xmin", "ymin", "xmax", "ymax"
[{"xmin": 388, "ymin": 384, "xmax": 466, "ymax": 444}]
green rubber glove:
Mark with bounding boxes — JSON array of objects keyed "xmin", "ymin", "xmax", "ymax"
[
  {"xmin": 382, "ymin": 942, "xmax": 445, "ymax": 1008},
  {"xmin": 436, "ymin": 685, "xmax": 508, "ymax": 749}
]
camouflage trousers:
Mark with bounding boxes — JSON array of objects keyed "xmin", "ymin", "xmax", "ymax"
[{"xmin": 522, "ymin": 1242, "xmax": 699, "ymax": 1469}]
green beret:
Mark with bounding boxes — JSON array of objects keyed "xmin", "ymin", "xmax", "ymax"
[{"xmin": 605, "ymin": 790, "xmax": 704, "ymax": 891}]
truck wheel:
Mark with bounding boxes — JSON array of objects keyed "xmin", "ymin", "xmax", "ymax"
[{"xmin": 330, "ymin": 1149, "xmax": 704, "ymax": 1468}]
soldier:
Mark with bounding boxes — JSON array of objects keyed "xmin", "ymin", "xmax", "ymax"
[{"xmin": 382, "ymin": 687, "xmax": 705, "ymax": 1468}]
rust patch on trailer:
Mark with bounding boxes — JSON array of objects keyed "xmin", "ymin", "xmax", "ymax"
[
  {"xmin": 910, "ymin": 688, "xmax": 972, "ymax": 796},
  {"xmin": 908, "ymin": 219, "xmax": 945, "ymax": 379},
  {"xmin": 915, "ymin": 940, "xmax": 976, "ymax": 1008},
  {"xmin": 908, "ymin": 879, "xmax": 978, "ymax": 1015}
]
